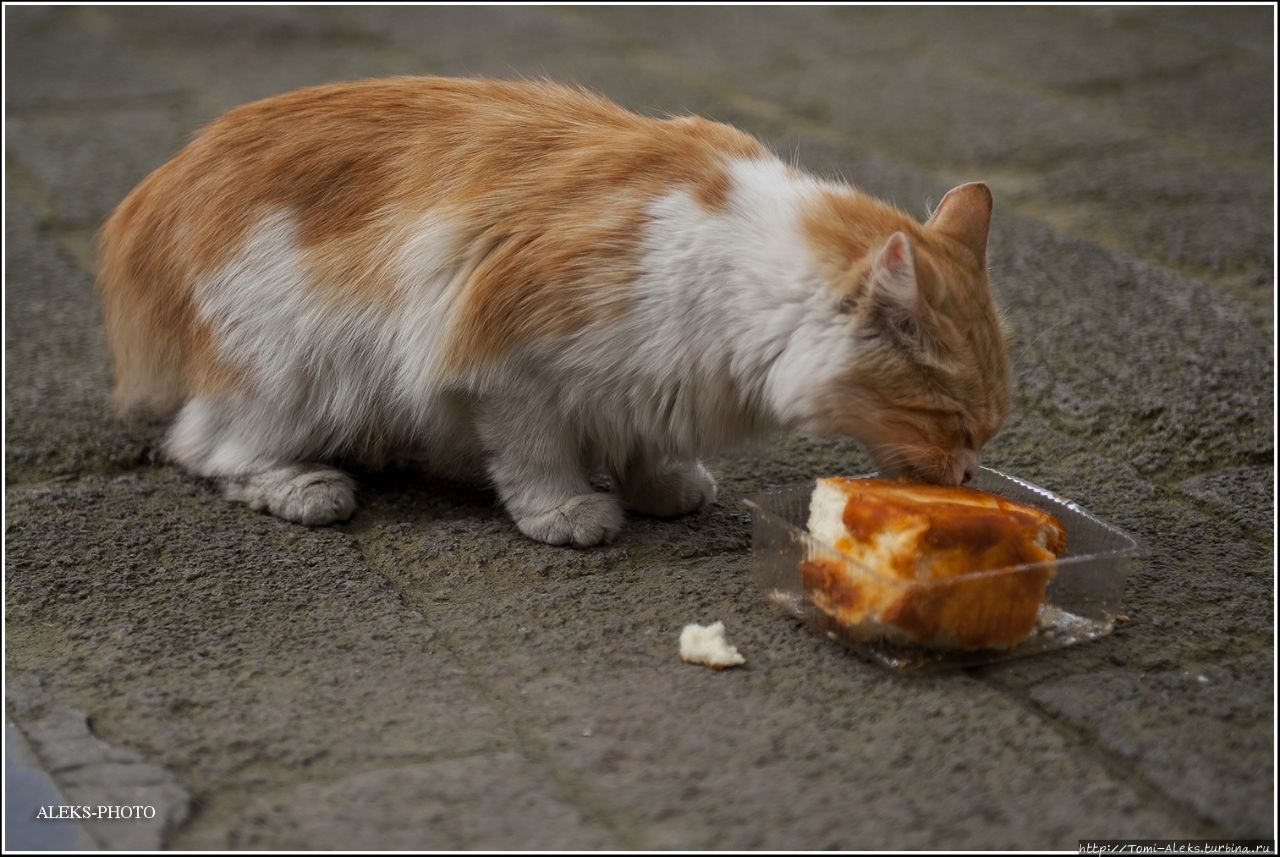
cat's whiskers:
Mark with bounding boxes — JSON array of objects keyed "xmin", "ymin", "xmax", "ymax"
[{"xmin": 871, "ymin": 442, "xmax": 929, "ymax": 472}]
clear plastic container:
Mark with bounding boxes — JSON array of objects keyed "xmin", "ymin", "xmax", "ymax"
[{"xmin": 743, "ymin": 467, "xmax": 1145, "ymax": 670}]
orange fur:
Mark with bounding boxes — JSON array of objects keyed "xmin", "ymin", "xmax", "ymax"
[
  {"xmin": 691, "ymin": 165, "xmax": 734, "ymax": 213},
  {"xmin": 802, "ymin": 185, "xmax": 1009, "ymax": 453},
  {"xmin": 97, "ymin": 76, "xmax": 768, "ymax": 412},
  {"xmin": 97, "ymin": 161, "xmax": 237, "ymax": 415}
]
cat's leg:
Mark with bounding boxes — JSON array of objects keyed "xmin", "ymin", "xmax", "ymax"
[
  {"xmin": 165, "ymin": 396, "xmax": 357, "ymax": 526},
  {"xmin": 620, "ymin": 455, "xmax": 717, "ymax": 518},
  {"xmin": 476, "ymin": 400, "xmax": 622, "ymax": 547}
]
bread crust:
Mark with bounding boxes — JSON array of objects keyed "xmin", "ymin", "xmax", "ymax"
[{"xmin": 802, "ymin": 478, "xmax": 1067, "ymax": 649}]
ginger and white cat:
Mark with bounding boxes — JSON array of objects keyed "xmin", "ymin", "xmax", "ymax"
[{"xmin": 98, "ymin": 76, "xmax": 1010, "ymax": 547}]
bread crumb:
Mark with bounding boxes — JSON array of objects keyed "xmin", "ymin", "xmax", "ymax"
[{"xmin": 679, "ymin": 621, "xmax": 745, "ymax": 669}]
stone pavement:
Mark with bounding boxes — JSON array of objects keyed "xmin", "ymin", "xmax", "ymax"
[{"xmin": 4, "ymin": 5, "xmax": 1273, "ymax": 850}]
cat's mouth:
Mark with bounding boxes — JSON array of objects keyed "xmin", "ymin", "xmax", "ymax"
[{"xmin": 869, "ymin": 445, "xmax": 975, "ymax": 486}]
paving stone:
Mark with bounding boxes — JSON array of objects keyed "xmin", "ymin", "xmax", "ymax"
[
  {"xmin": 344, "ymin": 499, "xmax": 1212, "ymax": 848},
  {"xmin": 5, "ymin": 471, "xmax": 512, "ymax": 800},
  {"xmin": 989, "ymin": 215, "xmax": 1272, "ymax": 477},
  {"xmin": 446, "ymin": 653, "xmax": 1209, "ymax": 849},
  {"xmin": 1018, "ymin": 146, "xmax": 1272, "ymax": 285},
  {"xmin": 199, "ymin": 752, "xmax": 617, "ymax": 850},
  {"xmin": 879, "ymin": 6, "xmax": 1216, "ymax": 92},
  {"xmin": 1094, "ymin": 6, "xmax": 1275, "ymax": 58},
  {"xmin": 4, "ymin": 6, "xmax": 186, "ymax": 107},
  {"xmin": 3, "ymin": 192, "xmax": 156, "ymax": 484},
  {"xmin": 99, "ymin": 4, "xmax": 355, "ymax": 45},
  {"xmin": 96, "ymin": 6, "xmax": 422, "ymax": 123},
  {"xmin": 6, "ymin": 106, "xmax": 195, "ymax": 230},
  {"xmin": 580, "ymin": 6, "xmax": 922, "ymax": 80},
  {"xmin": 1084, "ymin": 62, "xmax": 1273, "ymax": 164},
  {"xmin": 1030, "ymin": 649, "xmax": 1274, "ymax": 836},
  {"xmin": 4, "ymin": 722, "xmax": 98, "ymax": 851},
  {"xmin": 330, "ymin": 5, "xmax": 620, "ymax": 74},
  {"xmin": 5, "ymin": 694, "xmax": 189, "ymax": 851},
  {"xmin": 1177, "ymin": 466, "xmax": 1275, "ymax": 536}
]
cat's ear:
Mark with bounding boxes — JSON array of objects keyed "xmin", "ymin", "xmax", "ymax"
[
  {"xmin": 867, "ymin": 231, "xmax": 926, "ymax": 346},
  {"xmin": 926, "ymin": 182, "xmax": 991, "ymax": 262}
]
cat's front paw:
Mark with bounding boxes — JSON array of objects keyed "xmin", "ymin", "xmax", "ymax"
[
  {"xmin": 514, "ymin": 493, "xmax": 623, "ymax": 547},
  {"xmin": 622, "ymin": 460, "xmax": 717, "ymax": 519}
]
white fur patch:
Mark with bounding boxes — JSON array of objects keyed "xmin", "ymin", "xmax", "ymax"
[
  {"xmin": 176, "ymin": 209, "xmax": 478, "ymax": 475},
  {"xmin": 501, "ymin": 155, "xmax": 858, "ymax": 471}
]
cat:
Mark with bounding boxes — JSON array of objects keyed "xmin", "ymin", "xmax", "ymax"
[{"xmin": 97, "ymin": 75, "xmax": 1010, "ymax": 547}]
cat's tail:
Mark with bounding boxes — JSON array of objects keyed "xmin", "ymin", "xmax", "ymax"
[{"xmin": 96, "ymin": 176, "xmax": 195, "ymax": 419}]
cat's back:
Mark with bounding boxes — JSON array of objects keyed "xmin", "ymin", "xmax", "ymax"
[
  {"xmin": 97, "ymin": 76, "xmax": 769, "ymax": 414},
  {"xmin": 114, "ymin": 75, "xmax": 763, "ymax": 239}
]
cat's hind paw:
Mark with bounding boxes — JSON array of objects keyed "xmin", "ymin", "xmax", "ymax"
[
  {"xmin": 622, "ymin": 460, "xmax": 717, "ymax": 519},
  {"xmin": 224, "ymin": 465, "xmax": 357, "ymax": 526},
  {"xmin": 515, "ymin": 493, "xmax": 623, "ymax": 547}
]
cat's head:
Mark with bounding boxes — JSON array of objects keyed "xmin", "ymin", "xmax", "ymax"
[{"xmin": 802, "ymin": 182, "xmax": 1011, "ymax": 485}]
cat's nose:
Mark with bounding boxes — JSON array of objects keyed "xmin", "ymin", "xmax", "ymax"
[{"xmin": 961, "ymin": 466, "xmax": 974, "ymax": 484}]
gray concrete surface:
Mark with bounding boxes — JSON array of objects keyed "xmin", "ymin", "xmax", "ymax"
[
  {"xmin": 4, "ymin": 5, "xmax": 1273, "ymax": 850},
  {"xmin": 5, "ymin": 722, "xmax": 97, "ymax": 851}
]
